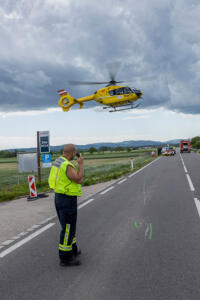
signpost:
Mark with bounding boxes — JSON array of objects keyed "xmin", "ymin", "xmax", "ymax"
[
  {"xmin": 37, "ymin": 131, "xmax": 50, "ymax": 182},
  {"xmin": 37, "ymin": 131, "xmax": 41, "ymax": 182}
]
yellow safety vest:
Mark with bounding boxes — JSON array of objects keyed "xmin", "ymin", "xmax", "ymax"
[{"xmin": 48, "ymin": 156, "xmax": 82, "ymax": 196}]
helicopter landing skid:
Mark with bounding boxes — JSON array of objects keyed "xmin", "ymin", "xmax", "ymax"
[{"xmin": 103, "ymin": 103, "xmax": 140, "ymax": 112}]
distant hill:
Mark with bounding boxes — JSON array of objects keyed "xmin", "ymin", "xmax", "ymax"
[{"xmin": 7, "ymin": 139, "xmax": 183, "ymax": 152}]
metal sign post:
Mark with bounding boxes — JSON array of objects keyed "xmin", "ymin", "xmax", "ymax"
[
  {"xmin": 37, "ymin": 131, "xmax": 50, "ymax": 183},
  {"xmin": 37, "ymin": 131, "xmax": 41, "ymax": 183}
]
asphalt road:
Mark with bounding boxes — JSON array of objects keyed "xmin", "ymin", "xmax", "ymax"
[{"xmin": 0, "ymin": 151, "xmax": 200, "ymax": 300}]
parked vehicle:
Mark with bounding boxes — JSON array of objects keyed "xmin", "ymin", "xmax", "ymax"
[
  {"xmin": 180, "ymin": 140, "xmax": 191, "ymax": 153},
  {"xmin": 169, "ymin": 146, "xmax": 176, "ymax": 155},
  {"xmin": 161, "ymin": 147, "xmax": 174, "ymax": 156}
]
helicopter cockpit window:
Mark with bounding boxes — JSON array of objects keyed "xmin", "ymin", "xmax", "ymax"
[
  {"xmin": 115, "ymin": 88, "xmax": 124, "ymax": 95},
  {"xmin": 109, "ymin": 87, "xmax": 132, "ymax": 96},
  {"xmin": 109, "ymin": 90, "xmax": 116, "ymax": 96},
  {"xmin": 123, "ymin": 87, "xmax": 132, "ymax": 94}
]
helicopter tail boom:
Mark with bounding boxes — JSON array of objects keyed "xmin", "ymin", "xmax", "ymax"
[{"xmin": 58, "ymin": 90, "xmax": 83, "ymax": 111}]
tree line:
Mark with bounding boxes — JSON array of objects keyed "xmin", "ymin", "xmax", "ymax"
[
  {"xmin": 191, "ymin": 136, "xmax": 200, "ymax": 149},
  {"xmin": 0, "ymin": 150, "xmax": 17, "ymax": 158}
]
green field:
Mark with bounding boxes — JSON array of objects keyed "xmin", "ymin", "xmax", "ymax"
[{"xmin": 0, "ymin": 149, "xmax": 157, "ymax": 202}]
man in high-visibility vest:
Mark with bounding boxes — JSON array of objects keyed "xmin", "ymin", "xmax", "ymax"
[{"xmin": 49, "ymin": 144, "xmax": 83, "ymax": 266}]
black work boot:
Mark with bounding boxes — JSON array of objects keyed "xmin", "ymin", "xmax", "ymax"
[
  {"xmin": 59, "ymin": 251, "xmax": 81, "ymax": 266},
  {"xmin": 60, "ymin": 257, "xmax": 81, "ymax": 266},
  {"xmin": 72, "ymin": 244, "xmax": 82, "ymax": 257}
]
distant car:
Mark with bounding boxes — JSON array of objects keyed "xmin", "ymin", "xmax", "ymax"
[
  {"xmin": 161, "ymin": 147, "xmax": 174, "ymax": 156},
  {"xmin": 169, "ymin": 146, "xmax": 176, "ymax": 155}
]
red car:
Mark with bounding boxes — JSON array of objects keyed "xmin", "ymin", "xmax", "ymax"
[{"xmin": 169, "ymin": 146, "xmax": 176, "ymax": 155}]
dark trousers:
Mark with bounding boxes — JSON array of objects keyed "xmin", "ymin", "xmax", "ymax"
[{"xmin": 55, "ymin": 193, "xmax": 78, "ymax": 261}]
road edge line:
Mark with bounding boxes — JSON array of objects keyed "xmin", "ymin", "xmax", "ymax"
[{"xmin": 0, "ymin": 223, "xmax": 55, "ymax": 258}]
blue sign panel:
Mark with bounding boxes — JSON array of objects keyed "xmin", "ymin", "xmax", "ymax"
[{"xmin": 42, "ymin": 154, "xmax": 52, "ymax": 168}]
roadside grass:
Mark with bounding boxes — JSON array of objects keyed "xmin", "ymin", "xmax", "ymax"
[{"xmin": 0, "ymin": 154, "xmax": 157, "ymax": 202}]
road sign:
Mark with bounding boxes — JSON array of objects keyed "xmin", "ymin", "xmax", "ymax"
[
  {"xmin": 42, "ymin": 154, "xmax": 52, "ymax": 168},
  {"xmin": 39, "ymin": 131, "xmax": 50, "ymax": 153}
]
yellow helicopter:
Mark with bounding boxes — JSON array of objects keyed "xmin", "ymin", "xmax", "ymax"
[{"xmin": 57, "ymin": 65, "xmax": 143, "ymax": 112}]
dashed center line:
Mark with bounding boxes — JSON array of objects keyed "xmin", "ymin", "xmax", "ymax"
[
  {"xmin": 10, "ymin": 236, "xmax": 20, "ymax": 241},
  {"xmin": 186, "ymin": 174, "xmax": 195, "ymax": 192},
  {"xmin": 180, "ymin": 153, "xmax": 195, "ymax": 192},
  {"xmin": 194, "ymin": 198, "xmax": 200, "ymax": 217},
  {"xmin": 0, "ymin": 223, "xmax": 55, "ymax": 258},
  {"xmin": 117, "ymin": 178, "xmax": 127, "ymax": 184},
  {"xmin": 180, "ymin": 153, "xmax": 200, "ymax": 219},
  {"xmin": 100, "ymin": 186, "xmax": 114, "ymax": 195},
  {"xmin": 78, "ymin": 199, "xmax": 94, "ymax": 209},
  {"xmin": 1, "ymin": 240, "xmax": 14, "ymax": 246},
  {"xmin": 17, "ymin": 232, "xmax": 27, "ymax": 237}
]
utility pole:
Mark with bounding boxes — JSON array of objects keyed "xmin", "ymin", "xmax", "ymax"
[{"xmin": 37, "ymin": 131, "xmax": 41, "ymax": 183}]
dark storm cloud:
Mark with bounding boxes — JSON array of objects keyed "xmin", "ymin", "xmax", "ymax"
[{"xmin": 0, "ymin": 0, "xmax": 200, "ymax": 114}]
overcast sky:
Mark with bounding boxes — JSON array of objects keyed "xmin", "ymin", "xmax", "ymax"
[{"xmin": 0, "ymin": 0, "xmax": 200, "ymax": 149}]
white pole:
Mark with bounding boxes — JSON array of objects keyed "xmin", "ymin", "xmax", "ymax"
[{"xmin": 130, "ymin": 158, "xmax": 134, "ymax": 170}]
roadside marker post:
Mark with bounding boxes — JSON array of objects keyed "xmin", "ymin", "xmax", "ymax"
[
  {"xmin": 130, "ymin": 158, "xmax": 134, "ymax": 170},
  {"xmin": 28, "ymin": 175, "xmax": 37, "ymax": 201}
]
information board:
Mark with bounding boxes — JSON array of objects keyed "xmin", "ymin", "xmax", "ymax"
[
  {"xmin": 39, "ymin": 131, "xmax": 50, "ymax": 153},
  {"xmin": 18, "ymin": 153, "xmax": 37, "ymax": 173}
]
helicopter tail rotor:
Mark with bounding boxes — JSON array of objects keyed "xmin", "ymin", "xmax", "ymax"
[{"xmin": 58, "ymin": 90, "xmax": 79, "ymax": 111}]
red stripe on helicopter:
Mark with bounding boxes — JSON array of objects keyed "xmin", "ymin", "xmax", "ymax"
[{"xmin": 58, "ymin": 89, "xmax": 68, "ymax": 95}]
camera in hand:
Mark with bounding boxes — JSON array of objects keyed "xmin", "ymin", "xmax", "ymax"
[{"xmin": 76, "ymin": 153, "xmax": 80, "ymax": 158}]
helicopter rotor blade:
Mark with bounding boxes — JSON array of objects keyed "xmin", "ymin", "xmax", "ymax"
[
  {"xmin": 69, "ymin": 80, "xmax": 126, "ymax": 86},
  {"xmin": 69, "ymin": 81, "xmax": 111, "ymax": 86}
]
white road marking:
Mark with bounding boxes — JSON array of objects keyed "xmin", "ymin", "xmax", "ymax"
[
  {"xmin": 100, "ymin": 186, "xmax": 114, "ymax": 195},
  {"xmin": 194, "ymin": 198, "xmax": 200, "ymax": 217},
  {"xmin": 1, "ymin": 240, "xmax": 14, "ymax": 246},
  {"xmin": 186, "ymin": 174, "xmax": 195, "ymax": 192},
  {"xmin": 39, "ymin": 217, "xmax": 55, "ymax": 225},
  {"xmin": 117, "ymin": 178, "xmax": 127, "ymax": 184},
  {"xmin": 39, "ymin": 219, "xmax": 49, "ymax": 225},
  {"xmin": 10, "ymin": 236, "xmax": 20, "ymax": 240},
  {"xmin": 128, "ymin": 157, "xmax": 161, "ymax": 178},
  {"xmin": 0, "ymin": 246, "xmax": 4, "ymax": 250},
  {"xmin": 27, "ymin": 228, "xmax": 35, "ymax": 232},
  {"xmin": 47, "ymin": 215, "xmax": 57, "ymax": 221},
  {"xmin": 17, "ymin": 232, "xmax": 28, "ymax": 237},
  {"xmin": 78, "ymin": 199, "xmax": 94, "ymax": 210},
  {"xmin": 180, "ymin": 153, "xmax": 195, "ymax": 192},
  {"xmin": 31, "ymin": 225, "xmax": 41, "ymax": 229},
  {"xmin": 0, "ymin": 223, "xmax": 55, "ymax": 258}
]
